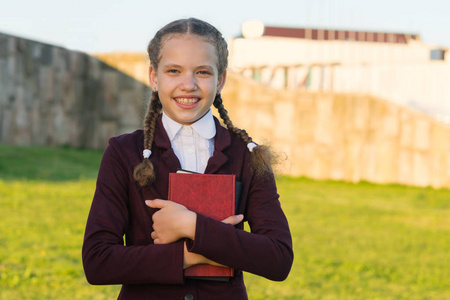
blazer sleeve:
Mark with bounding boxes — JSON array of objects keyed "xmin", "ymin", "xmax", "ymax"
[
  {"xmin": 82, "ymin": 138, "xmax": 185, "ymax": 285},
  {"xmin": 186, "ymin": 169, "xmax": 293, "ymax": 281}
]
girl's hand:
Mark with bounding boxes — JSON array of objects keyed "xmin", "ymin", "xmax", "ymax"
[
  {"xmin": 222, "ymin": 214, "xmax": 244, "ymax": 225},
  {"xmin": 145, "ymin": 199, "xmax": 197, "ymax": 244},
  {"xmin": 146, "ymin": 198, "xmax": 243, "ymax": 245},
  {"xmin": 183, "ymin": 241, "xmax": 227, "ymax": 269},
  {"xmin": 183, "ymin": 214, "xmax": 244, "ymax": 268}
]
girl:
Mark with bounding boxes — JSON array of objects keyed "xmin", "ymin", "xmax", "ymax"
[{"xmin": 82, "ymin": 18, "xmax": 293, "ymax": 300}]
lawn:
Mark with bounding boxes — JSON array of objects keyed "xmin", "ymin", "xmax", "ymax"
[{"xmin": 1, "ymin": 144, "xmax": 449, "ymax": 299}]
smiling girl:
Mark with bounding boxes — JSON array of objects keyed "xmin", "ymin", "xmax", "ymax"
[{"xmin": 82, "ymin": 18, "xmax": 293, "ymax": 300}]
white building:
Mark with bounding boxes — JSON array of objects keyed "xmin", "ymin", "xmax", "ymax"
[{"xmin": 228, "ymin": 21, "xmax": 450, "ymax": 121}]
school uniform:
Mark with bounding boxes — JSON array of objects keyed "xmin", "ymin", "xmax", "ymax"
[{"xmin": 82, "ymin": 112, "xmax": 293, "ymax": 300}]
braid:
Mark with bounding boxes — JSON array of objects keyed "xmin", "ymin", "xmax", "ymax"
[
  {"xmin": 213, "ymin": 94, "xmax": 275, "ymax": 178},
  {"xmin": 133, "ymin": 92, "xmax": 162, "ymax": 186},
  {"xmin": 213, "ymin": 94, "xmax": 252, "ymax": 143},
  {"xmin": 143, "ymin": 92, "xmax": 163, "ymax": 149}
]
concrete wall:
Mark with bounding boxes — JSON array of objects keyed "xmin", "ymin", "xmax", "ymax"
[
  {"xmin": 221, "ymin": 74, "xmax": 450, "ymax": 188},
  {"xmin": 93, "ymin": 52, "xmax": 150, "ymax": 85},
  {"xmin": 0, "ymin": 33, "xmax": 149, "ymax": 149}
]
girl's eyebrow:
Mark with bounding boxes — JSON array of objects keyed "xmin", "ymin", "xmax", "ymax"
[
  {"xmin": 197, "ymin": 65, "xmax": 215, "ymax": 71},
  {"xmin": 162, "ymin": 64, "xmax": 215, "ymax": 71},
  {"xmin": 162, "ymin": 64, "xmax": 182, "ymax": 70}
]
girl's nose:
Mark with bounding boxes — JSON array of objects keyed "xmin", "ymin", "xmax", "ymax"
[{"xmin": 180, "ymin": 74, "xmax": 198, "ymax": 91}]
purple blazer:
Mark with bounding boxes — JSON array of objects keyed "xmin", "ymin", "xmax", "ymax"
[{"xmin": 82, "ymin": 116, "xmax": 293, "ymax": 300}]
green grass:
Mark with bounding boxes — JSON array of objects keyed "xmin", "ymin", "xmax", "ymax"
[
  {"xmin": 0, "ymin": 180, "xmax": 120, "ymax": 299},
  {"xmin": 244, "ymin": 178, "xmax": 450, "ymax": 299},
  {"xmin": 0, "ymin": 144, "xmax": 103, "ymax": 181},
  {"xmin": 1, "ymin": 144, "xmax": 449, "ymax": 299}
]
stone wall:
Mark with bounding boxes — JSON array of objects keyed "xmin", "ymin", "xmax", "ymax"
[
  {"xmin": 222, "ymin": 74, "xmax": 450, "ymax": 188},
  {"xmin": 0, "ymin": 33, "xmax": 149, "ymax": 149}
]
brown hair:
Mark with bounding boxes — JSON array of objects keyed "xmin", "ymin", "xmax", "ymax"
[{"xmin": 134, "ymin": 18, "xmax": 276, "ymax": 186}]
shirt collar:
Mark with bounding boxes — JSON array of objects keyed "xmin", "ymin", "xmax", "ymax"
[{"xmin": 162, "ymin": 109, "xmax": 216, "ymax": 141}]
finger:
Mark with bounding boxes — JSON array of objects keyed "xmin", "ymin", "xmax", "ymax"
[
  {"xmin": 151, "ymin": 231, "xmax": 158, "ymax": 240},
  {"xmin": 222, "ymin": 214, "xmax": 244, "ymax": 225},
  {"xmin": 145, "ymin": 199, "xmax": 170, "ymax": 208}
]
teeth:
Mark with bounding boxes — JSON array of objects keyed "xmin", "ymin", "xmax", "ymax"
[{"xmin": 175, "ymin": 98, "xmax": 199, "ymax": 105}]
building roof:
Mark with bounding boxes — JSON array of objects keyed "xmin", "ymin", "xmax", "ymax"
[{"xmin": 263, "ymin": 26, "xmax": 420, "ymax": 44}]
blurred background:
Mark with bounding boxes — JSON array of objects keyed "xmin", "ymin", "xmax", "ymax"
[{"xmin": 1, "ymin": 1, "xmax": 450, "ymax": 299}]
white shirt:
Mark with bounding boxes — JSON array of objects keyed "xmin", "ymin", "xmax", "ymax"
[{"xmin": 162, "ymin": 110, "xmax": 216, "ymax": 173}]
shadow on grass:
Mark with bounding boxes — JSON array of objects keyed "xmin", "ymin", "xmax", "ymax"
[{"xmin": 0, "ymin": 144, "xmax": 104, "ymax": 181}]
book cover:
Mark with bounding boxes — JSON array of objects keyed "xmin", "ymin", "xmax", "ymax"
[
  {"xmin": 168, "ymin": 172, "xmax": 235, "ymax": 279},
  {"xmin": 176, "ymin": 169, "xmax": 242, "ymax": 213}
]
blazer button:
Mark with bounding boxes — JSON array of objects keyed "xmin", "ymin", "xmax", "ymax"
[{"xmin": 184, "ymin": 294, "xmax": 194, "ymax": 300}]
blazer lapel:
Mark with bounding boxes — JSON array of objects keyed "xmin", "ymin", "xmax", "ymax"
[
  {"xmin": 153, "ymin": 115, "xmax": 182, "ymax": 173},
  {"xmin": 205, "ymin": 118, "xmax": 231, "ymax": 174}
]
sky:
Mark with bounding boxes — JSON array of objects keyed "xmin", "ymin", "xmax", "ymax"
[{"xmin": 1, "ymin": 0, "xmax": 449, "ymax": 53}]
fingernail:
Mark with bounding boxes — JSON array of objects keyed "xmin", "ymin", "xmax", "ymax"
[{"xmin": 145, "ymin": 200, "xmax": 152, "ymax": 205}]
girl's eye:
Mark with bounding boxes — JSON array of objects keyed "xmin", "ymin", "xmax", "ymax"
[
  {"xmin": 198, "ymin": 70, "xmax": 211, "ymax": 75},
  {"xmin": 167, "ymin": 69, "xmax": 179, "ymax": 74}
]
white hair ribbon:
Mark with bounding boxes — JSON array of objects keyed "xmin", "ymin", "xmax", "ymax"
[
  {"xmin": 143, "ymin": 149, "xmax": 152, "ymax": 159},
  {"xmin": 247, "ymin": 142, "xmax": 257, "ymax": 152}
]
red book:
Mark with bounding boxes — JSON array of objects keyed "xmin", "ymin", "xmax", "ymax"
[{"xmin": 168, "ymin": 172, "xmax": 235, "ymax": 279}]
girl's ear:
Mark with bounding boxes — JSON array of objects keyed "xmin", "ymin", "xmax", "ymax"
[
  {"xmin": 217, "ymin": 70, "xmax": 227, "ymax": 92},
  {"xmin": 149, "ymin": 65, "xmax": 158, "ymax": 90}
]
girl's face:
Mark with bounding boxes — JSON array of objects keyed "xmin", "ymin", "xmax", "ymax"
[{"xmin": 149, "ymin": 34, "xmax": 226, "ymax": 125}]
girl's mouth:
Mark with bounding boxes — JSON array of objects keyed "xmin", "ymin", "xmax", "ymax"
[{"xmin": 174, "ymin": 97, "xmax": 200, "ymax": 105}]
